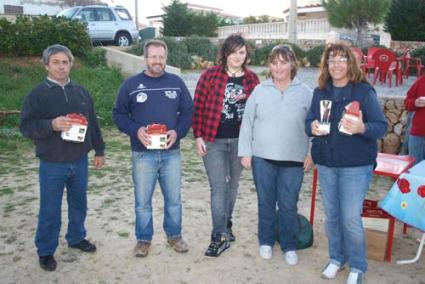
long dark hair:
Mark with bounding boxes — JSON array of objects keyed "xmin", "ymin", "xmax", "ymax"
[{"xmin": 217, "ymin": 34, "xmax": 251, "ymax": 68}]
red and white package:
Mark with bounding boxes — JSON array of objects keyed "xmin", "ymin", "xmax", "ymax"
[
  {"xmin": 146, "ymin": 123, "xmax": 167, "ymax": 149},
  {"xmin": 339, "ymin": 101, "xmax": 360, "ymax": 135},
  {"xmin": 61, "ymin": 113, "xmax": 88, "ymax": 143}
]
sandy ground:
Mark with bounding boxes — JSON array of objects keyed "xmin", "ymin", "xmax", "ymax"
[{"xmin": 1, "ymin": 129, "xmax": 424, "ymax": 284}]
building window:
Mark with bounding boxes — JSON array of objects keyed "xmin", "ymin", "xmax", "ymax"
[{"xmin": 4, "ymin": 5, "xmax": 24, "ymax": 15}]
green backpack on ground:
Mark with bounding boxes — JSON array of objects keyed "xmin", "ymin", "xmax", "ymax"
[{"xmin": 275, "ymin": 212, "xmax": 314, "ymax": 250}]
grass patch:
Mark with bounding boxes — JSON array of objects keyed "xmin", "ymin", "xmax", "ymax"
[{"xmin": 0, "ymin": 188, "xmax": 14, "ymax": 196}]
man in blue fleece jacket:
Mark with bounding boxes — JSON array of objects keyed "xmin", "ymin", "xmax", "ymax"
[{"xmin": 113, "ymin": 39, "xmax": 193, "ymax": 257}]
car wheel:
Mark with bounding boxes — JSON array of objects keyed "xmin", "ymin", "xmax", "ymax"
[{"xmin": 115, "ymin": 32, "xmax": 131, "ymax": 47}]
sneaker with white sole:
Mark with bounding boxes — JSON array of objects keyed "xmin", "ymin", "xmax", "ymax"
[
  {"xmin": 284, "ymin": 250, "xmax": 298, "ymax": 265},
  {"xmin": 259, "ymin": 245, "xmax": 272, "ymax": 259},
  {"xmin": 346, "ymin": 271, "xmax": 364, "ymax": 284},
  {"xmin": 321, "ymin": 262, "xmax": 345, "ymax": 279}
]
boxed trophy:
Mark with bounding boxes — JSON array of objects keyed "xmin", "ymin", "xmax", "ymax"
[
  {"xmin": 338, "ymin": 101, "xmax": 360, "ymax": 135},
  {"xmin": 318, "ymin": 100, "xmax": 332, "ymax": 134},
  {"xmin": 61, "ymin": 113, "xmax": 87, "ymax": 143},
  {"xmin": 146, "ymin": 123, "xmax": 167, "ymax": 149}
]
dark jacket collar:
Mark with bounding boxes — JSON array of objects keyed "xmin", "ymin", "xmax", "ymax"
[{"xmin": 43, "ymin": 77, "xmax": 73, "ymax": 89}]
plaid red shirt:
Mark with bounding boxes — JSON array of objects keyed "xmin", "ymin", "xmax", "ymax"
[{"xmin": 192, "ymin": 65, "xmax": 259, "ymax": 142}]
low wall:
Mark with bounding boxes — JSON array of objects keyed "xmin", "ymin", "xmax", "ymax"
[
  {"xmin": 391, "ymin": 40, "xmax": 425, "ymax": 52},
  {"xmin": 379, "ymin": 96, "xmax": 409, "ymax": 154},
  {"xmin": 102, "ymin": 47, "xmax": 180, "ymax": 78}
]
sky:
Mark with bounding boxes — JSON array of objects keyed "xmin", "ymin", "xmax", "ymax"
[{"xmin": 108, "ymin": 0, "xmax": 320, "ymax": 25}]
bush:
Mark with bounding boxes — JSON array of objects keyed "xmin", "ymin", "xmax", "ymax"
[
  {"xmin": 251, "ymin": 41, "xmax": 306, "ymax": 66},
  {"xmin": 82, "ymin": 48, "xmax": 107, "ymax": 68},
  {"xmin": 127, "ymin": 42, "xmax": 144, "ymax": 56},
  {"xmin": 412, "ymin": 47, "xmax": 425, "ymax": 69},
  {"xmin": 0, "ymin": 15, "xmax": 91, "ymax": 57},
  {"xmin": 182, "ymin": 36, "xmax": 217, "ymax": 62},
  {"xmin": 306, "ymin": 45, "xmax": 325, "ymax": 67}
]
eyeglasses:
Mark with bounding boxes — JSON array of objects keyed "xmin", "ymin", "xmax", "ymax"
[
  {"xmin": 327, "ymin": 57, "xmax": 348, "ymax": 65},
  {"xmin": 146, "ymin": 55, "xmax": 166, "ymax": 61}
]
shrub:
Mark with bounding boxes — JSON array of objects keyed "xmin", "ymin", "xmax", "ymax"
[
  {"xmin": 82, "ymin": 48, "xmax": 107, "ymax": 68},
  {"xmin": 251, "ymin": 41, "xmax": 306, "ymax": 66},
  {"xmin": 182, "ymin": 36, "xmax": 217, "ymax": 62},
  {"xmin": 159, "ymin": 37, "xmax": 193, "ymax": 69},
  {"xmin": 127, "ymin": 42, "xmax": 144, "ymax": 56},
  {"xmin": 0, "ymin": 15, "xmax": 91, "ymax": 57},
  {"xmin": 306, "ymin": 45, "xmax": 325, "ymax": 67},
  {"xmin": 412, "ymin": 47, "xmax": 425, "ymax": 69}
]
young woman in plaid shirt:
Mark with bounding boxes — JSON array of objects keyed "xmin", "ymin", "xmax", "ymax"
[{"xmin": 192, "ymin": 34, "xmax": 259, "ymax": 257}]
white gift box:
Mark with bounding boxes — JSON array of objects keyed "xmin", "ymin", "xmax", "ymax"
[
  {"xmin": 146, "ymin": 123, "xmax": 168, "ymax": 150},
  {"xmin": 61, "ymin": 113, "xmax": 87, "ymax": 143},
  {"xmin": 146, "ymin": 134, "xmax": 167, "ymax": 149},
  {"xmin": 338, "ymin": 114, "xmax": 359, "ymax": 135}
]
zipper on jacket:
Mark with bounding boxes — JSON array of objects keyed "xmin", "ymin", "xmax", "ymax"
[{"xmin": 63, "ymin": 86, "xmax": 69, "ymax": 103}]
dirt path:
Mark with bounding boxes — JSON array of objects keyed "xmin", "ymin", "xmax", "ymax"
[{"xmin": 0, "ymin": 129, "xmax": 424, "ymax": 283}]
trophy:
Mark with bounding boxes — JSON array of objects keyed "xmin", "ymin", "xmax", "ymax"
[
  {"xmin": 318, "ymin": 100, "xmax": 332, "ymax": 134},
  {"xmin": 61, "ymin": 113, "xmax": 87, "ymax": 143},
  {"xmin": 338, "ymin": 101, "xmax": 360, "ymax": 135},
  {"xmin": 146, "ymin": 123, "xmax": 168, "ymax": 149}
]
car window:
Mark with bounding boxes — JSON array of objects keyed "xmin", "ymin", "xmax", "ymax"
[
  {"xmin": 57, "ymin": 7, "xmax": 79, "ymax": 18},
  {"xmin": 115, "ymin": 8, "xmax": 132, "ymax": 20},
  {"xmin": 78, "ymin": 8, "xmax": 96, "ymax": 22},
  {"xmin": 96, "ymin": 8, "xmax": 115, "ymax": 21}
]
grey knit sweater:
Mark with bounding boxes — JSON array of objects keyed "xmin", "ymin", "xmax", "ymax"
[{"xmin": 238, "ymin": 77, "xmax": 313, "ymax": 162}]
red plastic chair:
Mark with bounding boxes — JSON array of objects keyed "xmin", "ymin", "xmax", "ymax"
[
  {"xmin": 351, "ymin": 47, "xmax": 365, "ymax": 71},
  {"xmin": 363, "ymin": 47, "xmax": 383, "ymax": 77},
  {"xmin": 372, "ymin": 49, "xmax": 401, "ymax": 88},
  {"xmin": 401, "ymin": 49, "xmax": 424, "ymax": 78}
]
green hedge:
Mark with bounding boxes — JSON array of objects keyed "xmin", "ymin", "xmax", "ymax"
[
  {"xmin": 250, "ymin": 41, "xmax": 307, "ymax": 66},
  {"xmin": 128, "ymin": 36, "xmax": 217, "ymax": 69},
  {"xmin": 0, "ymin": 15, "xmax": 91, "ymax": 57}
]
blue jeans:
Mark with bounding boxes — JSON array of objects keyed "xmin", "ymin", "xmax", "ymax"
[
  {"xmin": 317, "ymin": 164, "xmax": 373, "ymax": 273},
  {"xmin": 408, "ymin": 134, "xmax": 425, "ymax": 164},
  {"xmin": 203, "ymin": 138, "xmax": 242, "ymax": 238},
  {"xmin": 132, "ymin": 149, "xmax": 182, "ymax": 241},
  {"xmin": 36, "ymin": 155, "xmax": 88, "ymax": 256},
  {"xmin": 252, "ymin": 157, "xmax": 303, "ymax": 251}
]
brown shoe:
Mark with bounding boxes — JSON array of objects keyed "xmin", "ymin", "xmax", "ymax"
[
  {"xmin": 167, "ymin": 238, "xmax": 189, "ymax": 253},
  {"xmin": 133, "ymin": 241, "xmax": 151, "ymax": 257}
]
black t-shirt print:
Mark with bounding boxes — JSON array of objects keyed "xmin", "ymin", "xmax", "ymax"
[{"xmin": 215, "ymin": 76, "xmax": 247, "ymax": 138}]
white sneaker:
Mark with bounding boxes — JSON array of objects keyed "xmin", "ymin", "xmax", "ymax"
[
  {"xmin": 321, "ymin": 262, "xmax": 344, "ymax": 279},
  {"xmin": 284, "ymin": 250, "xmax": 298, "ymax": 265},
  {"xmin": 259, "ymin": 245, "xmax": 272, "ymax": 259},
  {"xmin": 346, "ymin": 271, "xmax": 364, "ymax": 284}
]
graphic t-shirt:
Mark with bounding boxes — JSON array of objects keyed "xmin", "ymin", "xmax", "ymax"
[{"xmin": 215, "ymin": 76, "xmax": 247, "ymax": 138}]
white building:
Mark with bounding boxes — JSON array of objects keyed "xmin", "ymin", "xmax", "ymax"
[{"xmin": 0, "ymin": 0, "xmax": 66, "ymax": 16}]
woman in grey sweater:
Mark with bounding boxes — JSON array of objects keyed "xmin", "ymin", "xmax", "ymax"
[{"xmin": 238, "ymin": 45, "xmax": 313, "ymax": 265}]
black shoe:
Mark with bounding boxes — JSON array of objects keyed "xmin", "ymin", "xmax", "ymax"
[
  {"xmin": 228, "ymin": 228, "xmax": 236, "ymax": 242},
  {"xmin": 39, "ymin": 255, "xmax": 57, "ymax": 271},
  {"xmin": 227, "ymin": 219, "xmax": 235, "ymax": 242},
  {"xmin": 69, "ymin": 239, "xmax": 96, "ymax": 253},
  {"xmin": 204, "ymin": 235, "xmax": 230, "ymax": 257}
]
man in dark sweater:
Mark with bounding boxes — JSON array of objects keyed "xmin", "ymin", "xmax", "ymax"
[
  {"xmin": 113, "ymin": 39, "xmax": 193, "ymax": 257},
  {"xmin": 20, "ymin": 44, "xmax": 105, "ymax": 271}
]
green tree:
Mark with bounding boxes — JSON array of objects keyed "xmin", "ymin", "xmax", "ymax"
[
  {"xmin": 243, "ymin": 16, "xmax": 258, "ymax": 24},
  {"xmin": 161, "ymin": 0, "xmax": 192, "ymax": 36},
  {"xmin": 161, "ymin": 0, "xmax": 219, "ymax": 37},
  {"xmin": 323, "ymin": 0, "xmax": 390, "ymax": 47},
  {"xmin": 191, "ymin": 12, "xmax": 219, "ymax": 37},
  {"xmin": 384, "ymin": 0, "xmax": 425, "ymax": 41}
]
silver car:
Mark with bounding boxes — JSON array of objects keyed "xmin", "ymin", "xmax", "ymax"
[{"xmin": 57, "ymin": 5, "xmax": 139, "ymax": 47}]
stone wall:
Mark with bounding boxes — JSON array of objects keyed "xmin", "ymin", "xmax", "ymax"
[
  {"xmin": 391, "ymin": 40, "xmax": 425, "ymax": 52},
  {"xmin": 379, "ymin": 96, "xmax": 409, "ymax": 154}
]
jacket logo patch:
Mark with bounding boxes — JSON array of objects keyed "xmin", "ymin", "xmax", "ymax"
[
  {"xmin": 164, "ymin": 90, "xmax": 177, "ymax": 99},
  {"xmin": 136, "ymin": 92, "xmax": 147, "ymax": 103}
]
